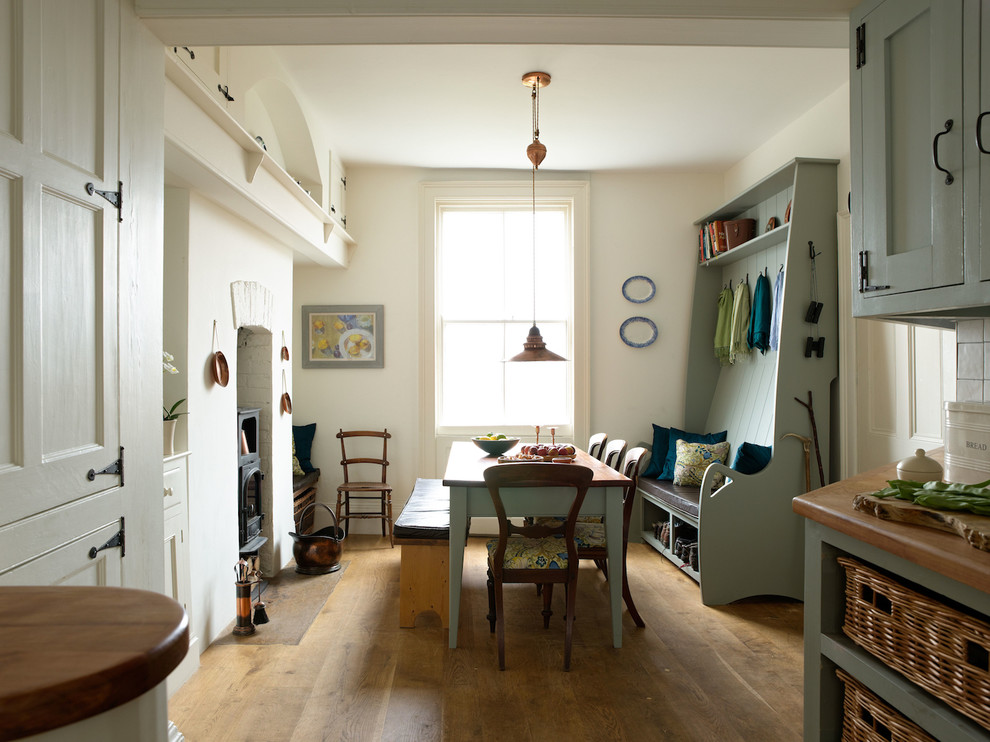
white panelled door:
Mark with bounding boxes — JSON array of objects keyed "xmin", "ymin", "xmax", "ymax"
[
  {"xmin": 854, "ymin": 320, "xmax": 955, "ymax": 472},
  {"xmin": 0, "ymin": 0, "xmax": 126, "ymax": 585}
]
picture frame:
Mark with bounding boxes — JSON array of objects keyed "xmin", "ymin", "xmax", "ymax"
[{"xmin": 301, "ymin": 305, "xmax": 384, "ymax": 369}]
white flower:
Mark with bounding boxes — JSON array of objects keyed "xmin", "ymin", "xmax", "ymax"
[{"xmin": 163, "ymin": 350, "xmax": 179, "ymax": 375}]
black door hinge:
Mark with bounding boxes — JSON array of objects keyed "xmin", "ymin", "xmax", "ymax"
[
  {"xmin": 87, "ymin": 446, "xmax": 124, "ymax": 485},
  {"xmin": 89, "ymin": 517, "xmax": 125, "ymax": 559},
  {"xmin": 218, "ymin": 84, "xmax": 235, "ymax": 102},
  {"xmin": 341, "ymin": 176, "xmax": 347, "ymax": 190},
  {"xmin": 855, "ymin": 23, "xmax": 866, "ymax": 68},
  {"xmin": 86, "ymin": 181, "xmax": 123, "ymax": 222},
  {"xmin": 858, "ymin": 251, "xmax": 890, "ymax": 293}
]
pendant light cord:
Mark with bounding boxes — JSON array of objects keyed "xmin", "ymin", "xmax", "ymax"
[{"xmin": 531, "ymin": 163, "xmax": 537, "ymax": 328}]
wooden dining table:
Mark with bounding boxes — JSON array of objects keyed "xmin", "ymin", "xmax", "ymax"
[{"xmin": 442, "ymin": 441, "xmax": 632, "ymax": 649}]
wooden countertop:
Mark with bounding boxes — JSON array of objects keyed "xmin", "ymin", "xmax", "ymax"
[
  {"xmin": 442, "ymin": 441, "xmax": 630, "ymax": 488},
  {"xmin": 793, "ymin": 450, "xmax": 990, "ymax": 595},
  {"xmin": 0, "ymin": 586, "xmax": 189, "ymax": 741}
]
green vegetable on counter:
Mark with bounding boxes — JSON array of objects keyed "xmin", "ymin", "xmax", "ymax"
[{"xmin": 872, "ymin": 478, "xmax": 990, "ymax": 516}]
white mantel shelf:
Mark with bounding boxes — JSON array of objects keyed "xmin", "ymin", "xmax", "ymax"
[{"xmin": 163, "ymin": 52, "xmax": 354, "ymax": 267}]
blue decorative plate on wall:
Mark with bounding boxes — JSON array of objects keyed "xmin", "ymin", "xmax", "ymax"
[
  {"xmin": 620, "ymin": 316, "xmax": 658, "ymax": 348},
  {"xmin": 621, "ymin": 275, "xmax": 656, "ymax": 303}
]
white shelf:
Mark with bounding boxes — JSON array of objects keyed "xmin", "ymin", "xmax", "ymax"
[{"xmin": 164, "ymin": 52, "xmax": 354, "ymax": 267}]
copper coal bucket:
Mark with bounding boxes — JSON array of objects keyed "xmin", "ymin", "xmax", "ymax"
[{"xmin": 289, "ymin": 503, "xmax": 344, "ymax": 575}]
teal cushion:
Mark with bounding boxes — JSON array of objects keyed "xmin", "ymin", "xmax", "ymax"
[
  {"xmin": 486, "ymin": 536, "xmax": 569, "ymax": 569},
  {"xmin": 732, "ymin": 441, "xmax": 772, "ymax": 475},
  {"xmin": 660, "ymin": 427, "xmax": 727, "ymax": 481},
  {"xmin": 641, "ymin": 424, "xmax": 671, "ymax": 479},
  {"xmin": 292, "ymin": 423, "xmax": 317, "ymax": 472}
]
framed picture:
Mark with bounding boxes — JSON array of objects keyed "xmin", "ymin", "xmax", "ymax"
[{"xmin": 301, "ymin": 305, "xmax": 384, "ymax": 369}]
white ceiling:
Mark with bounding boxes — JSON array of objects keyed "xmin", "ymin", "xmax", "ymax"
[
  {"xmin": 142, "ymin": 1, "xmax": 854, "ymax": 173},
  {"xmin": 274, "ymin": 43, "xmax": 849, "ymax": 172}
]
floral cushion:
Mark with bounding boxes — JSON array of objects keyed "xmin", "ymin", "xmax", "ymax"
[
  {"xmin": 673, "ymin": 439, "xmax": 730, "ymax": 488},
  {"xmin": 573, "ymin": 522, "xmax": 606, "ymax": 548},
  {"xmin": 532, "ymin": 515, "xmax": 603, "ymax": 526},
  {"xmin": 487, "ymin": 536, "xmax": 569, "ymax": 569},
  {"xmin": 292, "ymin": 435, "xmax": 305, "ymax": 477}
]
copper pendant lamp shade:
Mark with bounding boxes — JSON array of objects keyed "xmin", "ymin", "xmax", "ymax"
[{"xmin": 510, "ymin": 71, "xmax": 566, "ymax": 362}]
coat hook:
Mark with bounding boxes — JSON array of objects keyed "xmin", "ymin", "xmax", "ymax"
[
  {"xmin": 779, "ymin": 263, "xmax": 784, "ymax": 273},
  {"xmin": 808, "ymin": 240, "xmax": 821, "ymax": 260}
]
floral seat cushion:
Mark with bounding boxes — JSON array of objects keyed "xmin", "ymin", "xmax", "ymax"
[
  {"xmin": 572, "ymin": 522, "xmax": 606, "ymax": 548},
  {"xmin": 486, "ymin": 536, "xmax": 570, "ymax": 569}
]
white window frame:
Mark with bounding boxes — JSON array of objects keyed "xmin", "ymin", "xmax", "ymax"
[{"xmin": 419, "ymin": 180, "xmax": 590, "ymax": 475}]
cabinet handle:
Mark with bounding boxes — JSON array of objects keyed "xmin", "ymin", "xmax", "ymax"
[
  {"xmin": 164, "ymin": 486, "xmax": 174, "ymax": 498},
  {"xmin": 932, "ymin": 119, "xmax": 954, "ymax": 185},
  {"xmin": 977, "ymin": 112, "xmax": 990, "ymax": 154}
]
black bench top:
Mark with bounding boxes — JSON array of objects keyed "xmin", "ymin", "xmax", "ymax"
[
  {"xmin": 293, "ymin": 469, "xmax": 320, "ymax": 492},
  {"xmin": 638, "ymin": 477, "xmax": 701, "ymax": 519},
  {"xmin": 394, "ymin": 478, "xmax": 450, "ymax": 541}
]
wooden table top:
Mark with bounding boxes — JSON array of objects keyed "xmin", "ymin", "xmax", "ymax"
[
  {"xmin": 793, "ymin": 449, "xmax": 990, "ymax": 595},
  {"xmin": 0, "ymin": 585, "xmax": 189, "ymax": 740},
  {"xmin": 442, "ymin": 441, "xmax": 630, "ymax": 488}
]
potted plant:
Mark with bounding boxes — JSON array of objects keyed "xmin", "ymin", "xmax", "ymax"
[{"xmin": 163, "ymin": 398, "xmax": 186, "ymax": 457}]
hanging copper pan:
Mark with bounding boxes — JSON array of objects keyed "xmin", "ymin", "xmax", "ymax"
[
  {"xmin": 212, "ymin": 350, "xmax": 229, "ymax": 387},
  {"xmin": 281, "ymin": 392, "xmax": 292, "ymax": 414},
  {"xmin": 281, "ymin": 331, "xmax": 290, "ymax": 361},
  {"xmin": 211, "ymin": 320, "xmax": 229, "ymax": 387}
]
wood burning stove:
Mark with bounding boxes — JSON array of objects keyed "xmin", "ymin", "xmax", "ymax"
[{"xmin": 238, "ymin": 407, "xmax": 267, "ymax": 554}]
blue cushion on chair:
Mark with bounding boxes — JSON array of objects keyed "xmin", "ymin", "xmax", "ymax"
[
  {"xmin": 292, "ymin": 423, "xmax": 317, "ymax": 473},
  {"xmin": 732, "ymin": 441, "xmax": 772, "ymax": 475},
  {"xmin": 487, "ymin": 537, "xmax": 570, "ymax": 569}
]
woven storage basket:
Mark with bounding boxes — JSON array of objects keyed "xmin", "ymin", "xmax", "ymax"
[
  {"xmin": 838, "ymin": 556, "xmax": 990, "ymax": 730},
  {"xmin": 724, "ymin": 218, "xmax": 756, "ymax": 249},
  {"xmin": 836, "ymin": 668, "xmax": 937, "ymax": 742}
]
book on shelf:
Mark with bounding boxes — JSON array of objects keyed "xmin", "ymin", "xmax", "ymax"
[{"xmin": 698, "ymin": 220, "xmax": 729, "ymax": 263}]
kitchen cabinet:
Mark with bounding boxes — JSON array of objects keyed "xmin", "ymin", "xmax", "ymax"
[
  {"xmin": 329, "ymin": 150, "xmax": 347, "ymax": 229},
  {"xmin": 850, "ymin": 0, "xmax": 990, "ymax": 322},
  {"xmin": 169, "ymin": 45, "xmax": 234, "ymax": 111},
  {"xmin": 163, "ymin": 452, "xmax": 199, "ymax": 695},
  {"xmin": 794, "ymin": 454, "xmax": 990, "ymax": 741}
]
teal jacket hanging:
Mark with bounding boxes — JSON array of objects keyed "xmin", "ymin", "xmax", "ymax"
[{"xmin": 748, "ymin": 272, "xmax": 772, "ymax": 354}]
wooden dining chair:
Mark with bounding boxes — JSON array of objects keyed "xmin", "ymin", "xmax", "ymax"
[
  {"xmin": 334, "ymin": 429, "xmax": 394, "ymax": 547},
  {"xmin": 483, "ymin": 462, "xmax": 594, "ymax": 671},
  {"xmin": 573, "ymin": 446, "xmax": 648, "ymax": 628},
  {"xmin": 602, "ymin": 438, "xmax": 627, "ymax": 470},
  {"xmin": 587, "ymin": 432, "xmax": 608, "ymax": 461}
]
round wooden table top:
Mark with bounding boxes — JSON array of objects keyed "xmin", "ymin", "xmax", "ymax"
[{"xmin": 0, "ymin": 585, "xmax": 189, "ymax": 740}]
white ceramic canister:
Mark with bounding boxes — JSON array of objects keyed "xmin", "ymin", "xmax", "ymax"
[{"xmin": 895, "ymin": 449, "xmax": 943, "ymax": 483}]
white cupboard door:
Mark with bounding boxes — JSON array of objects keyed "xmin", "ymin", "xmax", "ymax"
[
  {"xmin": 0, "ymin": 0, "xmax": 123, "ymax": 529},
  {"xmin": 857, "ymin": 0, "xmax": 963, "ymax": 295}
]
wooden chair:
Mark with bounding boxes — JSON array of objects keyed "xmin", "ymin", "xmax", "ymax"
[
  {"xmin": 602, "ymin": 438, "xmax": 627, "ymax": 470},
  {"xmin": 483, "ymin": 463, "xmax": 594, "ymax": 671},
  {"xmin": 588, "ymin": 432, "xmax": 608, "ymax": 461},
  {"xmin": 334, "ymin": 429, "xmax": 394, "ymax": 547},
  {"xmin": 573, "ymin": 446, "xmax": 648, "ymax": 628}
]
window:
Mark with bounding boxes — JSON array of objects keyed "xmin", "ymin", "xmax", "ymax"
[{"xmin": 422, "ymin": 181, "xmax": 589, "ymax": 441}]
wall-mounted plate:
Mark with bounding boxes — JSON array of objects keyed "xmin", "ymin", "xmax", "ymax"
[
  {"xmin": 620, "ymin": 316, "xmax": 658, "ymax": 348},
  {"xmin": 621, "ymin": 275, "xmax": 656, "ymax": 303}
]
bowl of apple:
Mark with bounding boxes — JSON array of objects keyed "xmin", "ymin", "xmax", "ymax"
[
  {"xmin": 471, "ymin": 434, "xmax": 520, "ymax": 457},
  {"xmin": 519, "ymin": 443, "xmax": 577, "ymax": 461}
]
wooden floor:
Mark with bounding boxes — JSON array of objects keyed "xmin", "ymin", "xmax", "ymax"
[{"xmin": 169, "ymin": 536, "xmax": 804, "ymax": 741}]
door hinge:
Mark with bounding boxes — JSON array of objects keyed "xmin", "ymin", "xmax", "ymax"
[
  {"xmin": 855, "ymin": 23, "xmax": 866, "ymax": 68},
  {"xmin": 86, "ymin": 181, "xmax": 123, "ymax": 222},
  {"xmin": 858, "ymin": 251, "xmax": 890, "ymax": 293},
  {"xmin": 341, "ymin": 176, "xmax": 347, "ymax": 190},
  {"xmin": 89, "ymin": 517, "xmax": 125, "ymax": 559},
  {"xmin": 87, "ymin": 446, "xmax": 124, "ymax": 485},
  {"xmin": 218, "ymin": 84, "xmax": 235, "ymax": 102}
]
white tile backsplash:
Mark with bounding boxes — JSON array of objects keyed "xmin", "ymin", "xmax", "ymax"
[
  {"xmin": 958, "ymin": 342, "xmax": 985, "ymax": 380},
  {"xmin": 958, "ymin": 319, "xmax": 984, "ymax": 343}
]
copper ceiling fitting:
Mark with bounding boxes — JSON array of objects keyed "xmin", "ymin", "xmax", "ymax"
[{"xmin": 522, "ymin": 72, "xmax": 550, "ymax": 169}]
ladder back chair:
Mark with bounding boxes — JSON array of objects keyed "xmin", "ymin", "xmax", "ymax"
[
  {"xmin": 573, "ymin": 446, "xmax": 648, "ymax": 628},
  {"xmin": 484, "ymin": 462, "xmax": 594, "ymax": 671},
  {"xmin": 587, "ymin": 432, "xmax": 608, "ymax": 461},
  {"xmin": 335, "ymin": 429, "xmax": 394, "ymax": 547}
]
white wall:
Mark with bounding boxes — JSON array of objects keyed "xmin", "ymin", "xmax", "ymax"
[
  {"xmin": 168, "ymin": 190, "xmax": 295, "ymax": 648},
  {"xmin": 293, "ymin": 165, "xmax": 722, "ymax": 521}
]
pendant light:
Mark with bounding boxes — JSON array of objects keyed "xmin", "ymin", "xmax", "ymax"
[{"xmin": 509, "ymin": 71, "xmax": 566, "ymax": 363}]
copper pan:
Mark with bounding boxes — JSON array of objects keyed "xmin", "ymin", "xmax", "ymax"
[
  {"xmin": 212, "ymin": 350, "xmax": 229, "ymax": 387},
  {"xmin": 281, "ymin": 391, "xmax": 292, "ymax": 414}
]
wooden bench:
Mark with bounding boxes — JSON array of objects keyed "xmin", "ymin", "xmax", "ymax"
[
  {"xmin": 292, "ymin": 469, "xmax": 320, "ymax": 533},
  {"xmin": 394, "ymin": 478, "xmax": 450, "ymax": 628}
]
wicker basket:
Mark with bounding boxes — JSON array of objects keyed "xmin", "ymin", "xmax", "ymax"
[
  {"xmin": 838, "ymin": 556, "xmax": 990, "ymax": 730},
  {"xmin": 836, "ymin": 668, "xmax": 937, "ymax": 742}
]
